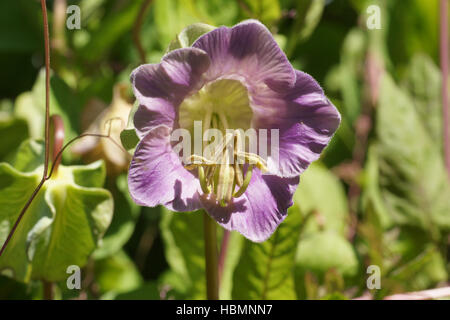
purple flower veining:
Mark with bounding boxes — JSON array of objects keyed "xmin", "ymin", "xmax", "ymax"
[{"xmin": 128, "ymin": 20, "xmax": 341, "ymax": 242}]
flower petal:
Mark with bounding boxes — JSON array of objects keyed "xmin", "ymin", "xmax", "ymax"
[
  {"xmin": 201, "ymin": 169, "xmax": 299, "ymax": 242},
  {"xmin": 131, "ymin": 48, "xmax": 211, "ymax": 138},
  {"xmin": 128, "ymin": 125, "xmax": 202, "ymax": 211},
  {"xmin": 256, "ymin": 70, "xmax": 341, "ymax": 178},
  {"xmin": 193, "ymin": 20, "xmax": 295, "ymax": 90}
]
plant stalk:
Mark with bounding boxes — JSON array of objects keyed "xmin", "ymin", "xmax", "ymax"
[
  {"xmin": 218, "ymin": 230, "xmax": 230, "ymax": 286},
  {"xmin": 42, "ymin": 280, "xmax": 54, "ymax": 300},
  {"xmin": 203, "ymin": 211, "xmax": 219, "ymax": 300},
  {"xmin": 441, "ymin": 0, "xmax": 450, "ymax": 179}
]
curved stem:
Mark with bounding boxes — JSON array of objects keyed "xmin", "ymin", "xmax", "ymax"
[
  {"xmin": 203, "ymin": 211, "xmax": 219, "ymax": 300},
  {"xmin": 0, "ymin": 1, "xmax": 130, "ymax": 257},
  {"xmin": 0, "ymin": 0, "xmax": 51, "ymax": 257}
]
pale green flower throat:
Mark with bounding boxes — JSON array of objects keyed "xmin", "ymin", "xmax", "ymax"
[{"xmin": 178, "ymin": 79, "xmax": 268, "ymax": 207}]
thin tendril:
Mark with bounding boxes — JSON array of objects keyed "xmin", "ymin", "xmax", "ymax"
[
  {"xmin": 0, "ymin": 0, "xmax": 52, "ymax": 258},
  {"xmin": 0, "ymin": 0, "xmax": 130, "ymax": 256}
]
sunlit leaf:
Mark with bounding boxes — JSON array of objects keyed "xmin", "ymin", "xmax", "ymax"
[
  {"xmin": 112, "ymin": 282, "xmax": 160, "ymax": 300},
  {"xmin": 95, "ymin": 250, "xmax": 143, "ymax": 297},
  {"xmin": 160, "ymin": 209, "xmax": 241, "ymax": 299},
  {"xmin": 0, "ymin": 115, "xmax": 28, "ymax": 162},
  {"xmin": 14, "ymin": 69, "xmax": 81, "ymax": 141},
  {"xmin": 403, "ymin": 54, "xmax": 442, "ymax": 151},
  {"xmin": 93, "ymin": 174, "xmax": 140, "ymax": 259},
  {"xmin": 370, "ymin": 74, "xmax": 450, "ymax": 235},
  {"xmin": 154, "ymin": 0, "xmax": 238, "ymax": 49},
  {"xmin": 0, "ymin": 140, "xmax": 113, "ymax": 282},
  {"xmin": 167, "ymin": 23, "xmax": 216, "ymax": 51},
  {"xmin": 241, "ymin": 0, "xmax": 281, "ymax": 26},
  {"xmin": 294, "ymin": 163, "xmax": 349, "ymax": 236},
  {"xmin": 295, "ymin": 231, "xmax": 359, "ymax": 279},
  {"xmin": 120, "ymin": 101, "xmax": 140, "ymax": 153},
  {"xmin": 294, "ymin": 231, "xmax": 359, "ymax": 299},
  {"xmin": 159, "ymin": 210, "xmax": 205, "ymax": 299},
  {"xmin": 232, "ymin": 210, "xmax": 302, "ymax": 299}
]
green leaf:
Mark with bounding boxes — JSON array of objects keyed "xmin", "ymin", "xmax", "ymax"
[
  {"xmin": 294, "ymin": 162, "xmax": 349, "ymax": 236},
  {"xmin": 120, "ymin": 100, "xmax": 140, "ymax": 152},
  {"xmin": 95, "ymin": 250, "xmax": 143, "ymax": 297},
  {"xmin": 388, "ymin": 245, "xmax": 447, "ymax": 292},
  {"xmin": 79, "ymin": 0, "xmax": 144, "ymax": 62},
  {"xmin": 154, "ymin": 0, "xmax": 237, "ymax": 49},
  {"xmin": 0, "ymin": 140, "xmax": 113, "ymax": 282},
  {"xmin": 403, "ymin": 54, "xmax": 442, "ymax": 151},
  {"xmin": 154, "ymin": 0, "xmax": 205, "ymax": 49},
  {"xmin": 159, "ymin": 209, "xmax": 206, "ymax": 299},
  {"xmin": 0, "ymin": 275, "xmax": 42, "ymax": 299},
  {"xmin": 120, "ymin": 129, "xmax": 139, "ymax": 153},
  {"xmin": 241, "ymin": 0, "xmax": 281, "ymax": 26},
  {"xmin": 113, "ymin": 282, "xmax": 160, "ymax": 300},
  {"xmin": 369, "ymin": 74, "xmax": 450, "ymax": 235},
  {"xmin": 12, "ymin": 139, "xmax": 44, "ymax": 173},
  {"xmin": 286, "ymin": 0, "xmax": 325, "ymax": 56},
  {"xmin": 0, "ymin": 116, "xmax": 28, "ymax": 162},
  {"xmin": 93, "ymin": 174, "xmax": 140, "ymax": 259},
  {"xmin": 14, "ymin": 69, "xmax": 81, "ymax": 141},
  {"xmin": 294, "ymin": 231, "xmax": 359, "ymax": 299},
  {"xmin": 232, "ymin": 210, "xmax": 302, "ymax": 300},
  {"xmin": 167, "ymin": 23, "xmax": 216, "ymax": 51},
  {"xmin": 295, "ymin": 231, "xmax": 359, "ymax": 280},
  {"xmin": 219, "ymin": 231, "xmax": 244, "ymax": 300},
  {"xmin": 320, "ymin": 292, "xmax": 349, "ymax": 300},
  {"xmin": 71, "ymin": 161, "xmax": 107, "ymax": 189},
  {"xmin": 160, "ymin": 208, "xmax": 242, "ymax": 299}
]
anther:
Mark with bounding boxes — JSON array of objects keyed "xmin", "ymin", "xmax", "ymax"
[{"xmin": 233, "ymin": 165, "xmax": 253, "ymax": 198}]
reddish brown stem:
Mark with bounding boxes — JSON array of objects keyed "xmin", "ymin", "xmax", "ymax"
[
  {"xmin": 43, "ymin": 280, "xmax": 54, "ymax": 300},
  {"xmin": 50, "ymin": 115, "xmax": 65, "ymax": 174},
  {"xmin": 42, "ymin": 0, "xmax": 51, "ymax": 179},
  {"xmin": 0, "ymin": 0, "xmax": 51, "ymax": 258},
  {"xmin": 441, "ymin": 0, "xmax": 450, "ymax": 179},
  {"xmin": 0, "ymin": 1, "xmax": 130, "ymax": 258}
]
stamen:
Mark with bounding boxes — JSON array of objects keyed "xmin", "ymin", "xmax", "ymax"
[
  {"xmin": 198, "ymin": 166, "xmax": 211, "ymax": 194},
  {"xmin": 234, "ymin": 162, "xmax": 244, "ymax": 187},
  {"xmin": 184, "ymin": 154, "xmax": 215, "ymax": 170},
  {"xmin": 216, "ymin": 148, "xmax": 235, "ymax": 207},
  {"xmin": 236, "ymin": 151, "xmax": 268, "ymax": 172},
  {"xmin": 233, "ymin": 165, "xmax": 253, "ymax": 198},
  {"xmin": 183, "ymin": 111, "xmax": 265, "ymax": 206},
  {"xmin": 213, "ymin": 165, "xmax": 220, "ymax": 195},
  {"xmin": 211, "ymin": 131, "xmax": 234, "ymax": 164}
]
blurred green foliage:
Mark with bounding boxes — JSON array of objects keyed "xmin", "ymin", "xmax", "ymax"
[{"xmin": 0, "ymin": 0, "xmax": 449, "ymax": 300}]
